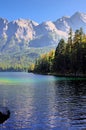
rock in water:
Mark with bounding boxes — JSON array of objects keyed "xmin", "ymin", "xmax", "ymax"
[{"xmin": 0, "ymin": 107, "xmax": 10, "ymax": 124}]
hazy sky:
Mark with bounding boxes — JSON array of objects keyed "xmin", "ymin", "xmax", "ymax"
[{"xmin": 0, "ymin": 0, "xmax": 86, "ymax": 23}]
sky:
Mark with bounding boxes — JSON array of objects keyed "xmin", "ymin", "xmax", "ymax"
[{"xmin": 0, "ymin": 0, "xmax": 86, "ymax": 23}]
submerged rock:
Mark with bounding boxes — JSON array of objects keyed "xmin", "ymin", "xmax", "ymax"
[{"xmin": 0, "ymin": 107, "xmax": 10, "ymax": 124}]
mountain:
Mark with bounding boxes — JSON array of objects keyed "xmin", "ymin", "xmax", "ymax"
[
  {"xmin": 29, "ymin": 21, "xmax": 67, "ymax": 47},
  {"xmin": 0, "ymin": 12, "xmax": 86, "ymax": 69},
  {"xmin": 0, "ymin": 18, "xmax": 38, "ymax": 52},
  {"xmin": 0, "ymin": 12, "xmax": 86, "ymax": 52},
  {"xmin": 54, "ymin": 12, "xmax": 86, "ymax": 32}
]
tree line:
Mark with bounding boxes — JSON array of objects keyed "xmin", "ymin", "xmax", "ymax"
[{"xmin": 30, "ymin": 28, "xmax": 86, "ymax": 76}]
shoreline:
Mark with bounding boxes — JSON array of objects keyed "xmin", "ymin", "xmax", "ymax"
[
  {"xmin": 32, "ymin": 71, "xmax": 86, "ymax": 78},
  {"xmin": 0, "ymin": 70, "xmax": 86, "ymax": 78}
]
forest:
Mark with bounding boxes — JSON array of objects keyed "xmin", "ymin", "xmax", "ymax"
[
  {"xmin": 30, "ymin": 28, "xmax": 86, "ymax": 76},
  {"xmin": 0, "ymin": 46, "xmax": 54, "ymax": 71}
]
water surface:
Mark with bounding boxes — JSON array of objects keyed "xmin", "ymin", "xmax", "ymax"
[{"xmin": 0, "ymin": 72, "xmax": 86, "ymax": 130}]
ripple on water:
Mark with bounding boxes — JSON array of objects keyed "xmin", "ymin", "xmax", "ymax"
[{"xmin": 0, "ymin": 72, "xmax": 86, "ymax": 130}]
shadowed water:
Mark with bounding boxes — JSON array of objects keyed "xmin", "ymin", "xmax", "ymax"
[{"xmin": 0, "ymin": 72, "xmax": 86, "ymax": 130}]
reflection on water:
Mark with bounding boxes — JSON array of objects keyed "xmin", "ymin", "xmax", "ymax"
[
  {"xmin": 0, "ymin": 72, "xmax": 86, "ymax": 130},
  {"xmin": 54, "ymin": 80, "xmax": 86, "ymax": 130}
]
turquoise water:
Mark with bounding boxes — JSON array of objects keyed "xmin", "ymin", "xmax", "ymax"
[{"xmin": 0, "ymin": 72, "xmax": 86, "ymax": 130}]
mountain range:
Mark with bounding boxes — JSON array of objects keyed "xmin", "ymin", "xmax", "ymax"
[
  {"xmin": 0, "ymin": 12, "xmax": 86, "ymax": 52},
  {"xmin": 0, "ymin": 11, "xmax": 86, "ymax": 68}
]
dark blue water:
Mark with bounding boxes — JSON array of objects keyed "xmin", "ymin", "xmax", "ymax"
[{"xmin": 0, "ymin": 72, "xmax": 86, "ymax": 130}]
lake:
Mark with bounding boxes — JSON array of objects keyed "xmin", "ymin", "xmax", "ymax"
[{"xmin": 0, "ymin": 72, "xmax": 86, "ymax": 130}]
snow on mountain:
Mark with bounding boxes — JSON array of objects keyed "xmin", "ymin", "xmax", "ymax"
[
  {"xmin": 0, "ymin": 12, "xmax": 86, "ymax": 52},
  {"xmin": 54, "ymin": 16, "xmax": 70, "ymax": 32},
  {"xmin": 69, "ymin": 12, "xmax": 86, "ymax": 32},
  {"xmin": 54, "ymin": 12, "xmax": 86, "ymax": 33},
  {"xmin": 30, "ymin": 21, "xmax": 67, "ymax": 47}
]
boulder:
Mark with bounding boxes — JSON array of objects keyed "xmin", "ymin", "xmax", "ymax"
[{"xmin": 0, "ymin": 107, "xmax": 10, "ymax": 124}]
